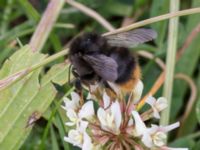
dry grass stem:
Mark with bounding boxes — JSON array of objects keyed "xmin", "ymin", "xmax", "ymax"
[
  {"xmin": 29, "ymin": 0, "xmax": 65, "ymax": 52},
  {"xmin": 66, "ymin": 0, "xmax": 115, "ymax": 31},
  {"xmin": 137, "ymin": 51, "xmax": 165, "ymax": 70},
  {"xmin": 103, "ymin": 7, "xmax": 200, "ymax": 36},
  {"xmin": 175, "ymin": 73, "xmax": 197, "ymax": 136}
]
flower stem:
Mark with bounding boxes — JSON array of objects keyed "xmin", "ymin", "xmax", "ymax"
[{"xmin": 160, "ymin": 0, "xmax": 180, "ymax": 130}]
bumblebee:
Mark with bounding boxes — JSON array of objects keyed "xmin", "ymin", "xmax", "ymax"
[{"xmin": 69, "ymin": 29, "xmax": 157, "ymax": 94}]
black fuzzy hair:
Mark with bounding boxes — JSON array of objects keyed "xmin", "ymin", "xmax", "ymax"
[{"xmin": 69, "ymin": 32, "xmax": 108, "ymax": 56}]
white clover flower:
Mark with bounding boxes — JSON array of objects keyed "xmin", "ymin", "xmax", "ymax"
[
  {"xmin": 62, "ymin": 92, "xmax": 80, "ymax": 111},
  {"xmin": 65, "ymin": 101, "xmax": 95, "ymax": 126},
  {"xmin": 102, "ymin": 91, "xmax": 111, "ymax": 108},
  {"xmin": 141, "ymin": 122, "xmax": 180, "ymax": 148},
  {"xmin": 146, "ymin": 96, "xmax": 168, "ymax": 119},
  {"xmin": 63, "ymin": 86, "xmax": 188, "ymax": 150},
  {"xmin": 64, "ymin": 121, "xmax": 93, "ymax": 150},
  {"xmin": 131, "ymin": 111, "xmax": 183, "ymax": 149},
  {"xmin": 97, "ymin": 101, "xmax": 122, "ymax": 134},
  {"xmin": 132, "ymin": 110, "xmax": 147, "ymax": 137},
  {"xmin": 65, "ymin": 109, "xmax": 79, "ymax": 126},
  {"xmin": 62, "ymin": 92, "xmax": 95, "ymax": 127}
]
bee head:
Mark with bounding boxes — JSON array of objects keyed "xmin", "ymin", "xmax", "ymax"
[{"xmin": 69, "ymin": 32, "xmax": 107, "ymax": 55}]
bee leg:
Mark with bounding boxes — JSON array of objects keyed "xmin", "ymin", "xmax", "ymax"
[
  {"xmin": 74, "ymin": 79, "xmax": 82, "ymax": 92},
  {"xmin": 74, "ymin": 79, "xmax": 84, "ymax": 105}
]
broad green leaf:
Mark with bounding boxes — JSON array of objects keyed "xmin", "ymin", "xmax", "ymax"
[
  {"xmin": 42, "ymin": 62, "xmax": 70, "ymax": 86},
  {"xmin": 0, "ymin": 45, "xmax": 69, "ymax": 149}
]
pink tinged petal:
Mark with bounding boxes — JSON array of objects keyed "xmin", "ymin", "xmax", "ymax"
[
  {"xmin": 141, "ymin": 133, "xmax": 153, "ymax": 148},
  {"xmin": 161, "ymin": 122, "xmax": 180, "ymax": 133},
  {"xmin": 148, "ymin": 124, "xmax": 159, "ymax": 134},
  {"xmin": 89, "ymin": 83, "xmax": 99, "ymax": 92},
  {"xmin": 97, "ymin": 136, "xmax": 110, "ymax": 145},
  {"xmin": 78, "ymin": 121, "xmax": 89, "ymax": 133},
  {"xmin": 146, "ymin": 96, "xmax": 156, "ymax": 107},
  {"xmin": 107, "ymin": 81, "xmax": 121, "ymax": 94},
  {"xmin": 79, "ymin": 101, "xmax": 95, "ymax": 120},
  {"xmin": 132, "ymin": 80, "xmax": 144, "ymax": 103},
  {"xmin": 132, "ymin": 111, "xmax": 147, "ymax": 136},
  {"xmin": 146, "ymin": 96, "xmax": 160, "ymax": 118},
  {"xmin": 156, "ymin": 97, "xmax": 168, "ymax": 111},
  {"xmin": 146, "ymin": 96, "xmax": 167, "ymax": 119},
  {"xmin": 111, "ymin": 101, "xmax": 122, "ymax": 130},
  {"xmin": 82, "ymin": 132, "xmax": 93, "ymax": 150},
  {"xmin": 97, "ymin": 108, "xmax": 107, "ymax": 126},
  {"xmin": 153, "ymin": 108, "xmax": 161, "ymax": 119},
  {"xmin": 103, "ymin": 92, "xmax": 111, "ymax": 108},
  {"xmin": 134, "ymin": 145, "xmax": 144, "ymax": 150},
  {"xmin": 127, "ymin": 103, "xmax": 135, "ymax": 115},
  {"xmin": 128, "ymin": 118, "xmax": 133, "ymax": 126}
]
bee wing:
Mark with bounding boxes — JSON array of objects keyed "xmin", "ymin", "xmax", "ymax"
[
  {"xmin": 105, "ymin": 28, "xmax": 157, "ymax": 48},
  {"xmin": 83, "ymin": 54, "xmax": 118, "ymax": 82}
]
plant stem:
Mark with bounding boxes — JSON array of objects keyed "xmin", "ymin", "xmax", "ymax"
[
  {"xmin": 29, "ymin": 0, "xmax": 65, "ymax": 52},
  {"xmin": 103, "ymin": 7, "xmax": 199, "ymax": 36},
  {"xmin": 0, "ymin": 48, "xmax": 69, "ymax": 92},
  {"xmin": 160, "ymin": 0, "xmax": 180, "ymax": 129},
  {"xmin": 30, "ymin": 49, "xmax": 69, "ymax": 71},
  {"xmin": 66, "ymin": 0, "xmax": 115, "ymax": 31}
]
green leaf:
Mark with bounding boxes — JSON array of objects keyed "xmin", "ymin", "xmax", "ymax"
[
  {"xmin": 102, "ymin": 1, "xmax": 132, "ymax": 17},
  {"xmin": 192, "ymin": 140, "xmax": 200, "ymax": 150},
  {"xmin": 50, "ymin": 125, "xmax": 60, "ymax": 150},
  {"xmin": 42, "ymin": 62, "xmax": 70, "ymax": 86},
  {"xmin": 0, "ymin": 45, "xmax": 69, "ymax": 149},
  {"xmin": 196, "ymin": 69, "xmax": 200, "ymax": 124},
  {"xmin": 18, "ymin": 0, "xmax": 40, "ymax": 21},
  {"xmin": 169, "ymin": 136, "xmax": 195, "ymax": 149},
  {"xmin": 150, "ymin": 0, "xmax": 169, "ymax": 47}
]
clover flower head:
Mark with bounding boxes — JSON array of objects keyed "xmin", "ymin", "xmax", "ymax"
[{"xmin": 62, "ymin": 80, "xmax": 188, "ymax": 150}]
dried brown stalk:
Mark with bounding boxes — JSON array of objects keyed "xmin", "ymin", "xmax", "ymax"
[
  {"xmin": 66, "ymin": 0, "xmax": 115, "ymax": 32},
  {"xmin": 29, "ymin": 0, "xmax": 65, "ymax": 52}
]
